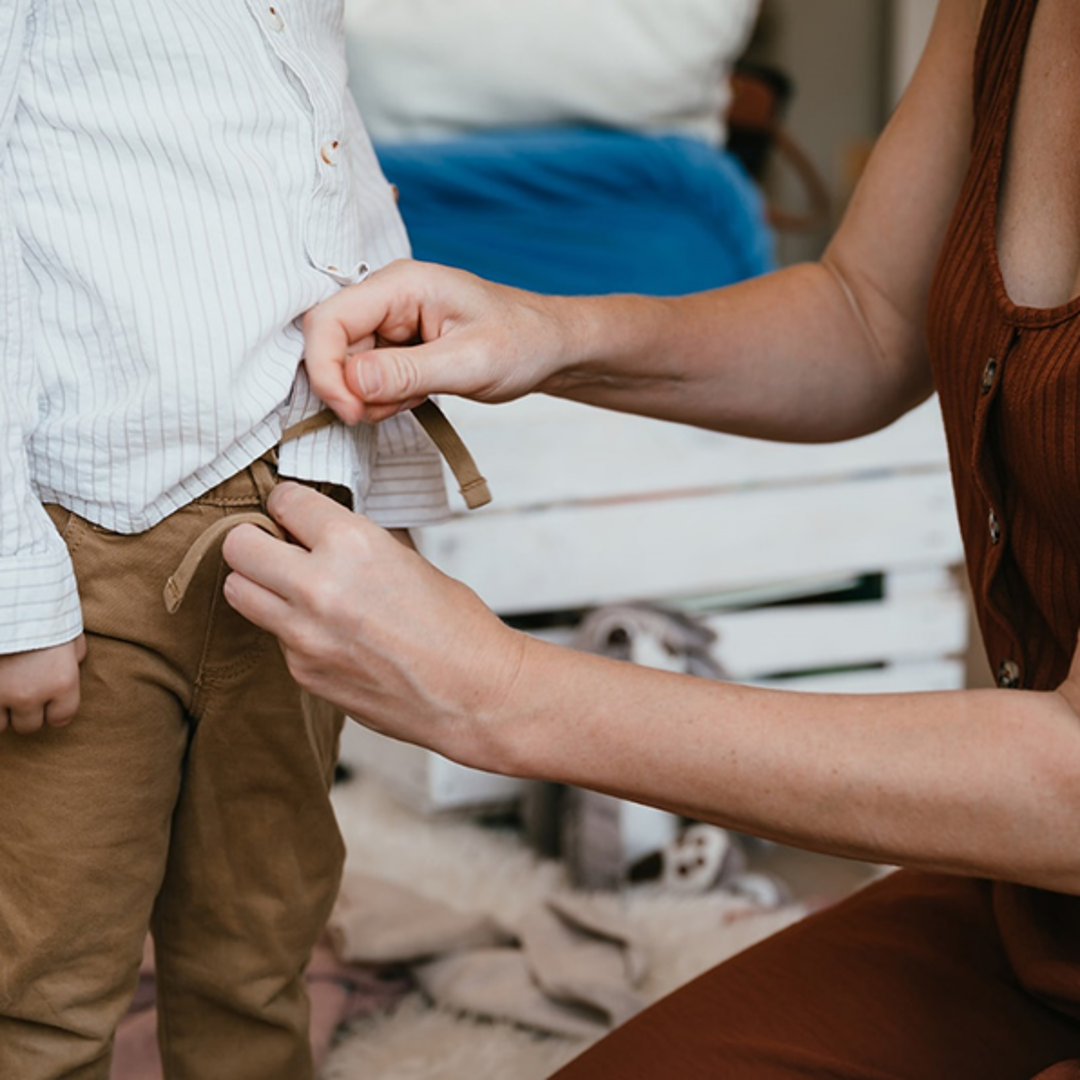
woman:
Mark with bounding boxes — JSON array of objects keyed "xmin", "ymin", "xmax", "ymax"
[{"xmin": 224, "ymin": 0, "xmax": 1080, "ymax": 1074}]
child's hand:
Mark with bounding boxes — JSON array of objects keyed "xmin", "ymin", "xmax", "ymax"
[{"xmin": 0, "ymin": 635, "xmax": 86, "ymax": 735}]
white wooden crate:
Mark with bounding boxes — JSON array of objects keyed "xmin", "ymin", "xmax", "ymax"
[
  {"xmin": 416, "ymin": 396, "xmax": 963, "ymax": 615},
  {"xmin": 417, "ymin": 469, "xmax": 960, "ymax": 615},
  {"xmin": 529, "ymin": 569, "xmax": 969, "ymax": 684}
]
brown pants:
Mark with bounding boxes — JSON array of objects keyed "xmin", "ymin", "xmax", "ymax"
[
  {"xmin": 0, "ymin": 464, "xmax": 345, "ymax": 1080},
  {"xmin": 552, "ymin": 869, "xmax": 1080, "ymax": 1078}
]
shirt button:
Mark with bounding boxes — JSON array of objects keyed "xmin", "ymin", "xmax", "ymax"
[
  {"xmin": 319, "ymin": 139, "xmax": 341, "ymax": 166},
  {"xmin": 997, "ymin": 659, "xmax": 1022, "ymax": 689},
  {"xmin": 980, "ymin": 357, "xmax": 998, "ymax": 395},
  {"xmin": 988, "ymin": 508, "xmax": 1002, "ymax": 545},
  {"xmin": 264, "ymin": 5, "xmax": 285, "ymax": 31}
]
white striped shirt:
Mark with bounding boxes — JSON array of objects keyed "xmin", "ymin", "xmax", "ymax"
[{"xmin": 0, "ymin": 0, "xmax": 448, "ymax": 654}]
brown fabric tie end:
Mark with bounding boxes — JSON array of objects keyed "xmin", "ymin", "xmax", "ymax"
[
  {"xmin": 164, "ymin": 513, "xmax": 286, "ymax": 614},
  {"xmin": 409, "ymin": 399, "xmax": 492, "ymax": 510},
  {"xmin": 455, "ymin": 474, "xmax": 493, "ymax": 511},
  {"xmin": 280, "ymin": 399, "xmax": 492, "ymax": 511}
]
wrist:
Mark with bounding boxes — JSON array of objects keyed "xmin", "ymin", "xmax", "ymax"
[
  {"xmin": 531, "ymin": 294, "xmax": 603, "ymax": 394},
  {"xmin": 537, "ymin": 294, "xmax": 675, "ymax": 398},
  {"xmin": 453, "ymin": 629, "xmax": 544, "ymax": 779}
]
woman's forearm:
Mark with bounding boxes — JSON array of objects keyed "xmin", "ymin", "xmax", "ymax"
[
  {"xmin": 538, "ymin": 259, "xmax": 936, "ymax": 445},
  {"xmin": 469, "ymin": 634, "xmax": 1080, "ymax": 895},
  {"xmin": 304, "ymin": 254, "xmax": 938, "ymax": 443},
  {"xmin": 222, "ymin": 482, "xmax": 1080, "ymax": 895}
]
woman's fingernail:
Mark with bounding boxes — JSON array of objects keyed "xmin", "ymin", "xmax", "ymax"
[{"xmin": 356, "ymin": 358, "xmax": 382, "ymax": 398}]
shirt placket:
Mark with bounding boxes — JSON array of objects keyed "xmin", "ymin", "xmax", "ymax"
[
  {"xmin": 969, "ymin": 325, "xmax": 1024, "ymax": 688},
  {"xmin": 243, "ymin": 0, "xmax": 367, "ymax": 285}
]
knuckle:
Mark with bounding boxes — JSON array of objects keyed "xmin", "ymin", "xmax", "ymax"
[
  {"xmin": 285, "ymin": 618, "xmax": 323, "ymax": 659},
  {"xmin": 6, "ymin": 689, "xmax": 40, "ymax": 714},
  {"xmin": 321, "ymin": 516, "xmax": 357, "ymax": 550},
  {"xmin": 283, "ymin": 648, "xmax": 321, "ymax": 690},
  {"xmin": 295, "ymin": 578, "xmax": 326, "ymax": 615},
  {"xmin": 53, "ymin": 689, "xmax": 80, "ymax": 721},
  {"xmin": 268, "ymin": 481, "xmax": 302, "ymax": 519},
  {"xmin": 284, "ymin": 652, "xmax": 308, "ymax": 685},
  {"xmin": 389, "ymin": 352, "xmax": 422, "ymax": 398}
]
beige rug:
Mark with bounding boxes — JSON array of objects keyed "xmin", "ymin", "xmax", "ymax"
[{"xmin": 320, "ymin": 771, "xmax": 809, "ymax": 1080}]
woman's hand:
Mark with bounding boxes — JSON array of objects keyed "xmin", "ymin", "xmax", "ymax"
[
  {"xmin": 221, "ymin": 482, "xmax": 527, "ymax": 765},
  {"xmin": 302, "ymin": 259, "xmax": 571, "ymax": 425}
]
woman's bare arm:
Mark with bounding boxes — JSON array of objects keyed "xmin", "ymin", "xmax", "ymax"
[
  {"xmin": 494, "ymin": 633, "xmax": 1080, "ymax": 896},
  {"xmin": 222, "ymin": 480, "xmax": 1080, "ymax": 897}
]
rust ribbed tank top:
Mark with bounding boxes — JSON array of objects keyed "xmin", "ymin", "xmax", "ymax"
[
  {"xmin": 929, "ymin": 0, "xmax": 1080, "ymax": 693},
  {"xmin": 928, "ymin": 0, "xmax": 1080, "ymax": 1040}
]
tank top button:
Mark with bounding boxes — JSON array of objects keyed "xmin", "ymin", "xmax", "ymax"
[
  {"xmin": 997, "ymin": 659, "xmax": 1022, "ymax": 689},
  {"xmin": 988, "ymin": 509, "xmax": 1002, "ymax": 545},
  {"xmin": 981, "ymin": 357, "xmax": 998, "ymax": 395}
]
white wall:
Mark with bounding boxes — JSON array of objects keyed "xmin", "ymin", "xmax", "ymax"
[
  {"xmin": 889, "ymin": 0, "xmax": 938, "ymax": 105},
  {"xmin": 746, "ymin": 0, "xmax": 889, "ymax": 265}
]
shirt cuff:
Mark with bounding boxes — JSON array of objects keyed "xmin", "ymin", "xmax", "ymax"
[{"xmin": 0, "ymin": 546, "xmax": 83, "ymax": 654}]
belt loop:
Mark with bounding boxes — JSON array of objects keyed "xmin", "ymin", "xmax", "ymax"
[{"xmin": 249, "ymin": 454, "xmax": 279, "ymax": 508}]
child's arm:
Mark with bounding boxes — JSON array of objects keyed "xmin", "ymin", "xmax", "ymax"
[
  {"xmin": 0, "ymin": 3, "xmax": 86, "ymax": 723},
  {"xmin": 0, "ymin": 637, "xmax": 86, "ymax": 734}
]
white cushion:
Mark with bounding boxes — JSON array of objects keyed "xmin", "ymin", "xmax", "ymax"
[{"xmin": 344, "ymin": 0, "xmax": 761, "ymax": 145}]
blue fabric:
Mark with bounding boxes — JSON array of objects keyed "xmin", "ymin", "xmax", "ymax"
[{"xmin": 376, "ymin": 127, "xmax": 775, "ymax": 296}]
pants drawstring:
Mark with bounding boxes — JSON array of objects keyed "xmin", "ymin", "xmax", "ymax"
[
  {"xmin": 163, "ymin": 400, "xmax": 490, "ymax": 613},
  {"xmin": 163, "ymin": 511, "xmax": 284, "ymax": 615}
]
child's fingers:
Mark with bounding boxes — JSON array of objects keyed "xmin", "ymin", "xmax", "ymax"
[
  {"xmin": 43, "ymin": 709, "xmax": 75, "ymax": 729},
  {"xmin": 44, "ymin": 688, "xmax": 79, "ymax": 728},
  {"xmin": 9, "ymin": 703, "xmax": 45, "ymax": 735}
]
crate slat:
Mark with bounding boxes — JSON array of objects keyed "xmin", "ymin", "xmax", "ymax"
[{"xmin": 417, "ymin": 470, "xmax": 963, "ymax": 614}]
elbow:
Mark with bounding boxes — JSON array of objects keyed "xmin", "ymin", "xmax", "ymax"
[
  {"xmin": 817, "ymin": 251, "xmax": 935, "ymax": 437},
  {"xmin": 1013, "ymin": 697, "xmax": 1080, "ymax": 895}
]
